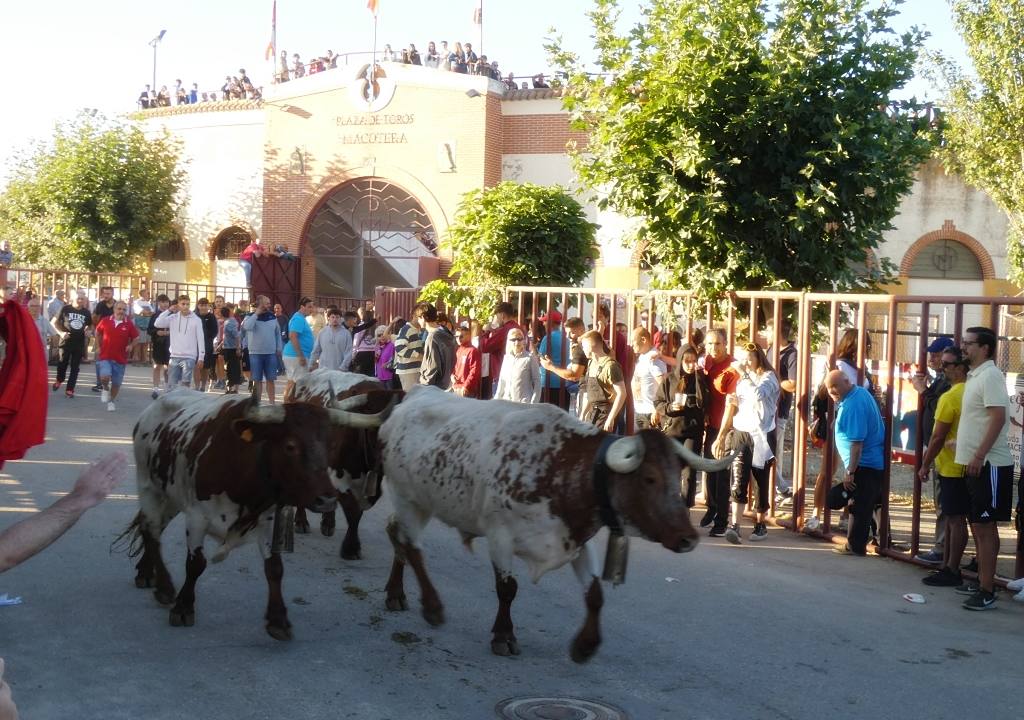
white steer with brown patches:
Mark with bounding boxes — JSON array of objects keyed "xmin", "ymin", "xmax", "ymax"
[{"xmin": 379, "ymin": 385, "xmax": 733, "ymax": 662}]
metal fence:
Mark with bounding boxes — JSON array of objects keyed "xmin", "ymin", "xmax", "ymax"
[
  {"xmin": 3, "ymin": 267, "xmax": 148, "ymax": 301},
  {"xmin": 150, "ymin": 281, "xmax": 249, "ymax": 305}
]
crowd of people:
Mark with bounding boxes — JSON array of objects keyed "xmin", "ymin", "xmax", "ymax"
[{"xmin": 136, "ymin": 69, "xmax": 262, "ymax": 109}]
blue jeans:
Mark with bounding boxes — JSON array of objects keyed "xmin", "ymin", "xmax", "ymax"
[
  {"xmin": 167, "ymin": 356, "xmax": 197, "ymax": 388},
  {"xmin": 238, "ymin": 260, "xmax": 252, "ymax": 286}
]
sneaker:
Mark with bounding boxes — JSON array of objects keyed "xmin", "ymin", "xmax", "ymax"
[
  {"xmin": 52, "ymin": 381, "xmax": 61, "ymax": 392},
  {"xmin": 725, "ymin": 524, "xmax": 741, "ymax": 545},
  {"xmin": 91, "ymin": 384, "xmax": 102, "ymax": 393},
  {"xmin": 776, "ymin": 494, "xmax": 793, "ymax": 508},
  {"xmin": 1006, "ymin": 577, "xmax": 1024, "ymax": 592},
  {"xmin": 151, "ymin": 388, "xmax": 160, "ymax": 400},
  {"xmin": 955, "ymin": 581, "xmax": 980, "ymax": 596},
  {"xmin": 65, "ymin": 389, "xmax": 75, "ymax": 399},
  {"xmin": 777, "ymin": 488, "xmax": 793, "ymax": 499},
  {"xmin": 962, "ymin": 590, "xmax": 996, "ymax": 611},
  {"xmin": 1013, "ymin": 589, "xmax": 1024, "ymax": 603},
  {"xmin": 804, "ymin": 516, "xmax": 821, "ymax": 533},
  {"xmin": 915, "ymin": 550, "xmax": 944, "ymax": 565},
  {"xmin": 750, "ymin": 523, "xmax": 768, "ymax": 542},
  {"xmin": 699, "ymin": 508, "xmax": 715, "ymax": 528},
  {"xmin": 922, "ymin": 567, "xmax": 962, "ymax": 587},
  {"xmin": 100, "ymin": 389, "xmax": 110, "ymax": 403},
  {"xmin": 213, "ymin": 380, "xmax": 226, "ymax": 390},
  {"xmin": 107, "ymin": 401, "xmax": 116, "ymax": 412},
  {"xmin": 709, "ymin": 525, "xmax": 727, "ymax": 538},
  {"xmin": 962, "ymin": 557, "xmax": 978, "ymax": 573}
]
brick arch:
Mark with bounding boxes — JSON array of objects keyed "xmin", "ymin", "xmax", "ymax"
[{"xmin": 899, "ymin": 220, "xmax": 995, "ymax": 280}]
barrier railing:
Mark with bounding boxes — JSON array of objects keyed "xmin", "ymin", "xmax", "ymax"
[
  {"xmin": 150, "ymin": 281, "xmax": 249, "ymax": 305},
  {"xmin": 2, "ymin": 267, "xmax": 148, "ymax": 301},
  {"xmin": 377, "ymin": 285, "xmax": 1024, "ymax": 583}
]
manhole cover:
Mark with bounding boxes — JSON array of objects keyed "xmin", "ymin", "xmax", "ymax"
[{"xmin": 495, "ymin": 696, "xmax": 628, "ymax": 720}]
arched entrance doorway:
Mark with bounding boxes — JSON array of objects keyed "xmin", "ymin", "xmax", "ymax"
[
  {"xmin": 303, "ymin": 177, "xmax": 438, "ymax": 300},
  {"xmin": 210, "ymin": 226, "xmax": 253, "ymax": 286}
]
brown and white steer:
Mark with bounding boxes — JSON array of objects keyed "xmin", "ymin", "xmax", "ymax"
[
  {"xmin": 291, "ymin": 369, "xmax": 400, "ymax": 559},
  {"xmin": 124, "ymin": 391, "xmax": 385, "ymax": 640},
  {"xmin": 379, "ymin": 386, "xmax": 733, "ymax": 662}
]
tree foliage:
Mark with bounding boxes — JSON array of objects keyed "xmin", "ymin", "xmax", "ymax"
[
  {"xmin": 419, "ymin": 181, "xmax": 598, "ymax": 316},
  {"xmin": 549, "ymin": 0, "xmax": 934, "ymax": 298},
  {"xmin": 0, "ymin": 112, "xmax": 185, "ymax": 272},
  {"xmin": 929, "ymin": 0, "xmax": 1024, "ymax": 283}
]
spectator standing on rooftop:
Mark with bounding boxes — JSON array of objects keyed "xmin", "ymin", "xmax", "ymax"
[
  {"xmin": 175, "ymin": 80, "xmax": 187, "ymax": 104},
  {"xmin": 953, "ymin": 326, "xmax": 1014, "ymax": 611},
  {"xmin": 408, "ymin": 44, "xmax": 421, "ymax": 65},
  {"xmin": 327, "ymin": 50, "xmax": 338, "ymax": 69},
  {"xmin": 139, "ymin": 85, "xmax": 151, "ymax": 109},
  {"xmin": 452, "ymin": 42, "xmax": 467, "ymax": 73},
  {"xmin": 278, "ymin": 50, "xmax": 290, "ymax": 82},
  {"xmin": 292, "ymin": 54, "xmax": 306, "ymax": 78},
  {"xmin": 464, "ymin": 42, "xmax": 478, "ymax": 72},
  {"xmin": 824, "ymin": 368, "xmax": 885, "ymax": 556},
  {"xmin": 382, "ymin": 44, "xmax": 397, "ymax": 62},
  {"xmin": 439, "ymin": 41, "xmax": 451, "ymax": 70},
  {"xmin": 189, "ymin": 83, "xmax": 198, "ymax": 103},
  {"xmin": 425, "ymin": 41, "xmax": 440, "ymax": 68},
  {"xmin": 503, "ymin": 72, "xmax": 517, "ymax": 92},
  {"xmin": 911, "ymin": 336, "xmax": 956, "ymax": 565},
  {"xmin": 533, "ymin": 73, "xmax": 550, "ymax": 89}
]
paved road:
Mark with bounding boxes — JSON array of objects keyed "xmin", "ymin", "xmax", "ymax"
[{"xmin": 1, "ymin": 368, "xmax": 1020, "ymax": 720}]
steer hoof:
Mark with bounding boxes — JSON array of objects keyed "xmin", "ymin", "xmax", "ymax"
[
  {"xmin": 320, "ymin": 523, "xmax": 335, "ymax": 538},
  {"xmin": 491, "ymin": 636, "xmax": 521, "ymax": 657},
  {"xmin": 570, "ymin": 633, "xmax": 601, "ymax": 664},
  {"xmin": 385, "ymin": 594, "xmax": 408, "ymax": 612},
  {"xmin": 320, "ymin": 515, "xmax": 335, "ymax": 537},
  {"xmin": 422, "ymin": 604, "xmax": 445, "ymax": 627},
  {"xmin": 134, "ymin": 575, "xmax": 154, "ymax": 589},
  {"xmin": 169, "ymin": 608, "xmax": 195, "ymax": 627},
  {"xmin": 295, "ymin": 519, "xmax": 310, "ymax": 535},
  {"xmin": 154, "ymin": 589, "xmax": 176, "ymax": 606},
  {"xmin": 266, "ymin": 623, "xmax": 293, "ymax": 641},
  {"xmin": 340, "ymin": 541, "xmax": 362, "ymax": 560}
]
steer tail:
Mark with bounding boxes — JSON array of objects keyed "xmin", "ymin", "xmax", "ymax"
[{"xmin": 110, "ymin": 511, "xmax": 145, "ymax": 558}]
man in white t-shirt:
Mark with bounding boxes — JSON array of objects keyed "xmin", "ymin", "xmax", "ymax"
[
  {"xmin": 955, "ymin": 326, "xmax": 1013, "ymax": 611},
  {"xmin": 630, "ymin": 326, "xmax": 666, "ymax": 430}
]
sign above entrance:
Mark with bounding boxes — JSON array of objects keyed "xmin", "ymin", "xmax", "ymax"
[{"xmin": 350, "ymin": 64, "xmax": 397, "ymax": 113}]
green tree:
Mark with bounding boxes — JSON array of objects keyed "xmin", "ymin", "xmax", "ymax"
[
  {"xmin": 929, "ymin": 0, "xmax": 1024, "ymax": 283},
  {"xmin": 0, "ymin": 112, "xmax": 185, "ymax": 272},
  {"xmin": 549, "ymin": 0, "xmax": 934, "ymax": 298},
  {"xmin": 419, "ymin": 181, "xmax": 598, "ymax": 316}
]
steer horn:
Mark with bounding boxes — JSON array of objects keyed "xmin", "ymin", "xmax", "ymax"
[
  {"xmin": 332, "ymin": 394, "xmax": 369, "ymax": 412},
  {"xmin": 327, "ymin": 407, "xmax": 387, "ymax": 429},
  {"xmin": 605, "ymin": 435, "xmax": 645, "ymax": 473},
  {"xmin": 245, "ymin": 404, "xmax": 287, "ymax": 423},
  {"xmin": 670, "ymin": 438, "xmax": 737, "ymax": 472}
]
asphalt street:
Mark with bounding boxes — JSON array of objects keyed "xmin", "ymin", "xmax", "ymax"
[{"xmin": 0, "ymin": 367, "xmax": 1020, "ymax": 720}]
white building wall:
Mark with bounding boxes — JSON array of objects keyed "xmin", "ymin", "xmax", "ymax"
[{"xmin": 142, "ymin": 110, "xmax": 266, "ymax": 268}]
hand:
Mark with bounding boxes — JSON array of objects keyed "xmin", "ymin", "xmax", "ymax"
[
  {"xmin": 917, "ymin": 466, "xmax": 931, "ymax": 484},
  {"xmin": 602, "ymin": 418, "xmax": 616, "ymax": 433},
  {"xmin": 842, "ymin": 472, "xmax": 856, "ymax": 491},
  {"xmin": 196, "ymin": 360, "xmax": 205, "ymax": 370},
  {"xmin": 69, "ymin": 452, "xmax": 127, "ymax": 509},
  {"xmin": 966, "ymin": 454, "xmax": 984, "ymax": 479},
  {"xmin": 711, "ymin": 440, "xmax": 724, "ymax": 459},
  {"xmin": 670, "ymin": 402, "xmax": 682, "ymax": 411}
]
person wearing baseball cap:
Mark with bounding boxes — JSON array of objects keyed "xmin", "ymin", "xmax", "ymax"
[
  {"xmin": 911, "ymin": 335, "xmax": 956, "ymax": 565},
  {"xmin": 537, "ymin": 310, "xmax": 567, "ymax": 407}
]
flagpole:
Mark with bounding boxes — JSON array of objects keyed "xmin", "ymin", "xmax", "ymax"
[{"xmin": 478, "ymin": 0, "xmax": 483, "ymax": 57}]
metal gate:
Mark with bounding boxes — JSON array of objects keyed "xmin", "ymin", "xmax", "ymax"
[{"xmin": 251, "ymin": 256, "xmax": 301, "ymax": 315}]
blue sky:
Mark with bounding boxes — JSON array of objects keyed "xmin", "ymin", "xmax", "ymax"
[{"xmin": 0, "ymin": 0, "xmax": 965, "ymax": 179}]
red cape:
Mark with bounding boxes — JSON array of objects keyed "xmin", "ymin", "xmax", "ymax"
[{"xmin": 0, "ymin": 299, "xmax": 48, "ymax": 467}]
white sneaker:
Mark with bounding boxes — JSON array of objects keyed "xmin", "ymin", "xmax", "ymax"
[
  {"xmin": 804, "ymin": 516, "xmax": 821, "ymax": 532},
  {"xmin": 1006, "ymin": 577, "xmax": 1024, "ymax": 592},
  {"xmin": 100, "ymin": 389, "xmax": 110, "ymax": 403},
  {"xmin": 106, "ymin": 401, "xmax": 116, "ymax": 412}
]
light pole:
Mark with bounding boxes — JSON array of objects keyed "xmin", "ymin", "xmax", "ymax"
[{"xmin": 149, "ymin": 29, "xmax": 167, "ymax": 90}]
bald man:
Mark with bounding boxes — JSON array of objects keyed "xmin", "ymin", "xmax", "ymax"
[{"xmin": 825, "ymin": 369, "xmax": 886, "ymax": 555}]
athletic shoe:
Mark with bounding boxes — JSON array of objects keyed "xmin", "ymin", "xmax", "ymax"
[
  {"xmin": 101, "ymin": 389, "xmax": 110, "ymax": 403},
  {"xmin": 922, "ymin": 567, "xmax": 962, "ymax": 587},
  {"xmin": 52, "ymin": 381, "xmax": 61, "ymax": 392},
  {"xmin": 65, "ymin": 390, "xmax": 75, "ymax": 399},
  {"xmin": 213, "ymin": 380, "xmax": 226, "ymax": 390},
  {"xmin": 1005, "ymin": 577, "xmax": 1024, "ymax": 592},
  {"xmin": 709, "ymin": 525, "xmax": 727, "ymax": 538},
  {"xmin": 725, "ymin": 524, "xmax": 741, "ymax": 545},
  {"xmin": 91, "ymin": 384, "xmax": 101, "ymax": 392},
  {"xmin": 962, "ymin": 557, "xmax": 978, "ymax": 573},
  {"xmin": 962, "ymin": 590, "xmax": 996, "ymax": 611},
  {"xmin": 775, "ymin": 494, "xmax": 793, "ymax": 508},
  {"xmin": 915, "ymin": 550, "xmax": 943, "ymax": 565},
  {"xmin": 955, "ymin": 581, "xmax": 980, "ymax": 596},
  {"xmin": 151, "ymin": 388, "xmax": 160, "ymax": 399},
  {"xmin": 107, "ymin": 401, "xmax": 116, "ymax": 412},
  {"xmin": 699, "ymin": 508, "xmax": 715, "ymax": 528},
  {"xmin": 1013, "ymin": 589, "xmax": 1024, "ymax": 603},
  {"xmin": 804, "ymin": 516, "xmax": 821, "ymax": 533},
  {"xmin": 750, "ymin": 523, "xmax": 768, "ymax": 542}
]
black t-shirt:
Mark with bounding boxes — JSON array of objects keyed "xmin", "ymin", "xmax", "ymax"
[
  {"xmin": 199, "ymin": 312, "xmax": 218, "ymax": 352},
  {"xmin": 777, "ymin": 343, "xmax": 798, "ymax": 419},
  {"xmin": 58, "ymin": 306, "xmax": 92, "ymax": 344}
]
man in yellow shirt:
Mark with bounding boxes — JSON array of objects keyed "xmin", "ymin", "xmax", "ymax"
[{"xmin": 918, "ymin": 347, "xmax": 968, "ymax": 587}]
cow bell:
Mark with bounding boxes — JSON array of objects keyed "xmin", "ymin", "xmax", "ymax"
[
  {"xmin": 271, "ymin": 505, "xmax": 295, "ymax": 554},
  {"xmin": 360, "ymin": 471, "xmax": 380, "ymax": 511},
  {"xmin": 602, "ymin": 531, "xmax": 629, "ymax": 586}
]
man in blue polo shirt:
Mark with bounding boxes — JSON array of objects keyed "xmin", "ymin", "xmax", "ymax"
[
  {"xmin": 825, "ymin": 368, "xmax": 885, "ymax": 556},
  {"xmin": 281, "ymin": 297, "xmax": 315, "ymax": 402}
]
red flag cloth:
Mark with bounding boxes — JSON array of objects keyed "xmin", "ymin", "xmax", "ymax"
[
  {"xmin": 0, "ymin": 299, "xmax": 48, "ymax": 469},
  {"xmin": 367, "ymin": 0, "xmax": 378, "ymax": 14}
]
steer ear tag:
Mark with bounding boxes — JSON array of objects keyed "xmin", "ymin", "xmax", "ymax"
[
  {"xmin": 271, "ymin": 505, "xmax": 296, "ymax": 554},
  {"xmin": 602, "ymin": 532, "xmax": 629, "ymax": 586}
]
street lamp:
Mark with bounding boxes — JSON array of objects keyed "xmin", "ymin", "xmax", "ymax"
[{"xmin": 149, "ymin": 29, "xmax": 167, "ymax": 91}]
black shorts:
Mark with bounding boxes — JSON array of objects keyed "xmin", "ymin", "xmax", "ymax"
[
  {"xmin": 152, "ymin": 343, "xmax": 170, "ymax": 365},
  {"xmin": 937, "ymin": 474, "xmax": 970, "ymax": 516},
  {"xmin": 965, "ymin": 463, "xmax": 1013, "ymax": 523}
]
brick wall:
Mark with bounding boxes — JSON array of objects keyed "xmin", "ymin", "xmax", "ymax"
[{"xmin": 502, "ymin": 114, "xmax": 589, "ymax": 155}]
